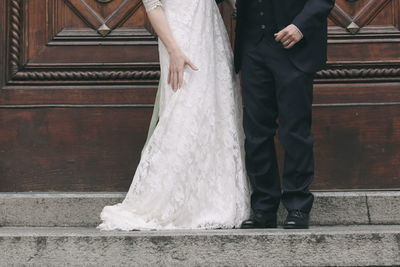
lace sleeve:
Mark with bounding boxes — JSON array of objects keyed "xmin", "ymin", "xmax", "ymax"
[{"xmin": 142, "ymin": 0, "xmax": 162, "ymax": 12}]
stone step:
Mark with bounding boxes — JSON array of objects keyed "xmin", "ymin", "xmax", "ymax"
[
  {"xmin": 0, "ymin": 225, "xmax": 399, "ymax": 266},
  {"xmin": 0, "ymin": 191, "xmax": 399, "ymax": 227}
]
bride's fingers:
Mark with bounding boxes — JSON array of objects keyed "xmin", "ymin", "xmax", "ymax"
[
  {"xmin": 171, "ymin": 71, "xmax": 176, "ymax": 92},
  {"xmin": 171, "ymin": 71, "xmax": 177, "ymax": 91},
  {"xmin": 178, "ymin": 69, "xmax": 184, "ymax": 89},
  {"xmin": 176, "ymin": 70, "xmax": 181, "ymax": 90},
  {"xmin": 170, "ymin": 70, "xmax": 175, "ymax": 91},
  {"xmin": 186, "ymin": 59, "xmax": 199, "ymax": 71},
  {"xmin": 173, "ymin": 70, "xmax": 179, "ymax": 91}
]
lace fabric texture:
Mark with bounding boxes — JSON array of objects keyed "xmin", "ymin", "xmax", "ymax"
[
  {"xmin": 142, "ymin": 0, "xmax": 162, "ymax": 11},
  {"xmin": 97, "ymin": 0, "xmax": 251, "ymax": 231}
]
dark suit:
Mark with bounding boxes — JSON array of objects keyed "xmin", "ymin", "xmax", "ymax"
[
  {"xmin": 220, "ymin": 0, "xmax": 334, "ymax": 214},
  {"xmin": 234, "ymin": 0, "xmax": 334, "ymax": 74}
]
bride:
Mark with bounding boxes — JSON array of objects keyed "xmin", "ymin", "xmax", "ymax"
[{"xmin": 97, "ymin": 0, "xmax": 250, "ymax": 231}]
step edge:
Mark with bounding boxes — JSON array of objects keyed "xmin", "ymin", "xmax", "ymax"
[
  {"xmin": 1, "ymin": 191, "xmax": 399, "ymax": 199},
  {"xmin": 1, "ymin": 225, "xmax": 400, "ymax": 237}
]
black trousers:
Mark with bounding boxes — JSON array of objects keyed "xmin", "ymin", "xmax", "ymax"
[{"xmin": 240, "ymin": 32, "xmax": 315, "ymax": 214}]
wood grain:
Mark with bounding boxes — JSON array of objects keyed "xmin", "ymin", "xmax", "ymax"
[{"xmin": 0, "ymin": 107, "xmax": 152, "ymax": 191}]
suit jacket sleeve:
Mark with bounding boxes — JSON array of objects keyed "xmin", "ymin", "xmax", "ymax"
[
  {"xmin": 292, "ymin": 0, "xmax": 335, "ymax": 39},
  {"xmin": 216, "ymin": 0, "xmax": 224, "ymax": 3}
]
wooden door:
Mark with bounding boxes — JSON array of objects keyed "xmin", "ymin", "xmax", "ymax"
[
  {"xmin": 314, "ymin": 0, "xmax": 400, "ymax": 189},
  {"xmin": 0, "ymin": 0, "xmax": 158, "ymax": 191},
  {"xmin": 0, "ymin": 0, "xmax": 399, "ymax": 191}
]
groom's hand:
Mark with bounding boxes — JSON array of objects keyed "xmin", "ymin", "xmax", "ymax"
[{"xmin": 274, "ymin": 24, "xmax": 303, "ymax": 49}]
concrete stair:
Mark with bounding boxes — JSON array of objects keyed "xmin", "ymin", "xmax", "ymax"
[
  {"xmin": 1, "ymin": 191, "xmax": 399, "ymax": 227},
  {"xmin": 1, "ymin": 191, "xmax": 400, "ymax": 266},
  {"xmin": 1, "ymin": 226, "xmax": 400, "ymax": 266}
]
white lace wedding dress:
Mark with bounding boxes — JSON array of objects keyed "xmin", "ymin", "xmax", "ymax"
[{"xmin": 96, "ymin": 0, "xmax": 250, "ymax": 231}]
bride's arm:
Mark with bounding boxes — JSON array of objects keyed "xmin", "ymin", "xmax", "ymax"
[{"xmin": 143, "ymin": 2, "xmax": 198, "ymax": 91}]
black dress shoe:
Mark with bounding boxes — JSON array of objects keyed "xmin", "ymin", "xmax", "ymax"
[
  {"xmin": 241, "ymin": 211, "xmax": 277, "ymax": 229},
  {"xmin": 283, "ymin": 210, "xmax": 310, "ymax": 229}
]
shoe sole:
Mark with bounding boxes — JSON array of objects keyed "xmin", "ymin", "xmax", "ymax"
[
  {"xmin": 283, "ymin": 224, "xmax": 309, "ymax": 229},
  {"xmin": 241, "ymin": 225, "xmax": 277, "ymax": 229}
]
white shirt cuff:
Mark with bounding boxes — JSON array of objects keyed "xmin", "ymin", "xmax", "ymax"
[{"xmin": 292, "ymin": 24, "xmax": 303, "ymax": 39}]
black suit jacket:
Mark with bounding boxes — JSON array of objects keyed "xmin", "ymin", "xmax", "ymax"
[{"xmin": 229, "ymin": 0, "xmax": 335, "ymax": 73}]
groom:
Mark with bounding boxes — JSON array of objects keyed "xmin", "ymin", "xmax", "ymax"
[{"xmin": 219, "ymin": 0, "xmax": 335, "ymax": 229}]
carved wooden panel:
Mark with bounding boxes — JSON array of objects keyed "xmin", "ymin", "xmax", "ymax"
[
  {"xmin": 324, "ymin": 0, "xmax": 400, "ymax": 80},
  {"xmin": 329, "ymin": 0, "xmax": 396, "ymax": 34},
  {"xmin": 4, "ymin": 0, "xmax": 159, "ymax": 90}
]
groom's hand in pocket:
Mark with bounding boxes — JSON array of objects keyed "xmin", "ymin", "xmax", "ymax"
[{"xmin": 274, "ymin": 24, "xmax": 303, "ymax": 49}]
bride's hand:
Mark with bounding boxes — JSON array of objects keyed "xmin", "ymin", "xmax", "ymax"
[{"xmin": 168, "ymin": 49, "xmax": 198, "ymax": 92}]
